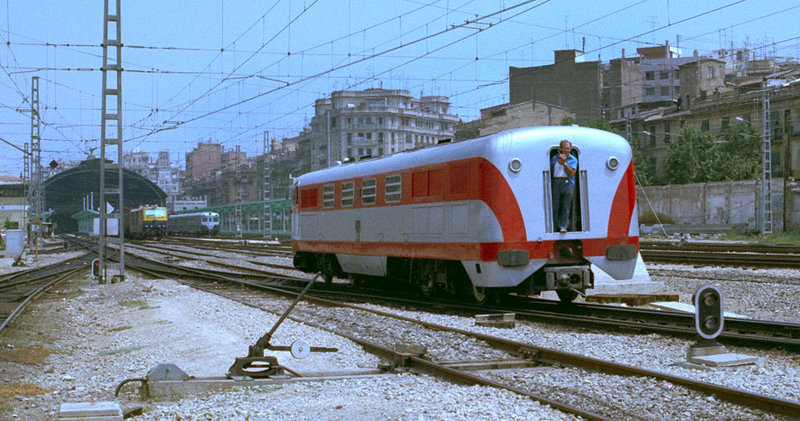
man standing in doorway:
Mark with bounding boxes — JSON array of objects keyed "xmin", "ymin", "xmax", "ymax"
[{"xmin": 551, "ymin": 139, "xmax": 577, "ymax": 234}]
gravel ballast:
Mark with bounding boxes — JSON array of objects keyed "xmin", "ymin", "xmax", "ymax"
[
  {"xmin": 1, "ymin": 249, "xmax": 798, "ymax": 420},
  {"xmin": 0, "ymin": 263, "xmax": 576, "ymax": 420}
]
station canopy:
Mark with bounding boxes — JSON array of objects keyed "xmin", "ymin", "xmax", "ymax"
[{"xmin": 44, "ymin": 159, "xmax": 166, "ymax": 233}]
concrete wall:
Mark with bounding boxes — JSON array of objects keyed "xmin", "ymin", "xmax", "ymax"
[{"xmin": 638, "ymin": 179, "xmax": 789, "ymax": 232}]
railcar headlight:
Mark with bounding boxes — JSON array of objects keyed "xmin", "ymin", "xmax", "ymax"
[
  {"xmin": 606, "ymin": 156, "xmax": 620, "ymax": 171},
  {"xmin": 508, "ymin": 158, "xmax": 523, "ymax": 173}
]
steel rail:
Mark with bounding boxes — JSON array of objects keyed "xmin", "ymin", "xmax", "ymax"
[
  {"xmin": 641, "ymin": 249, "xmax": 800, "ymax": 268},
  {"xmin": 118, "ymin": 236, "xmax": 800, "ymax": 350},
  {"xmin": 0, "ymin": 265, "xmax": 86, "ymax": 333}
]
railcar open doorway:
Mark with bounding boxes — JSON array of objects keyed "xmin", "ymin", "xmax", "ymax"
[{"xmin": 546, "ymin": 146, "xmax": 584, "ymax": 233}]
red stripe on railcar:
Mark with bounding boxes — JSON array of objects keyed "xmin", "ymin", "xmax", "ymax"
[
  {"xmin": 607, "ymin": 162, "xmax": 636, "ymax": 241},
  {"xmin": 294, "ymin": 237, "xmax": 635, "ymax": 262}
]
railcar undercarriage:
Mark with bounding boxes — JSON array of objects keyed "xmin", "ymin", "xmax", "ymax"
[{"xmin": 293, "ymin": 251, "xmax": 594, "ymax": 303}]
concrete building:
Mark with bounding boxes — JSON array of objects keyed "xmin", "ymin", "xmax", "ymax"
[
  {"xmin": 0, "ymin": 176, "xmax": 25, "ymax": 229},
  {"xmin": 185, "ymin": 142, "xmax": 222, "ymax": 180},
  {"xmin": 307, "ymin": 88, "xmax": 459, "ymax": 170},
  {"xmin": 638, "ymin": 45, "xmax": 702, "ymax": 109},
  {"xmin": 602, "ymin": 55, "xmax": 644, "ymax": 120},
  {"xmin": 167, "ymin": 196, "xmax": 208, "ymax": 213},
  {"xmin": 509, "ymin": 50, "xmax": 602, "ymax": 122},
  {"xmin": 479, "ymin": 100, "xmax": 575, "ymax": 136},
  {"xmin": 221, "ymin": 146, "xmax": 247, "ymax": 172},
  {"xmin": 678, "ymin": 57, "xmax": 729, "ymax": 110},
  {"xmin": 615, "ymin": 76, "xmax": 800, "ymax": 183},
  {"xmin": 123, "ymin": 149, "xmax": 182, "ymax": 199}
]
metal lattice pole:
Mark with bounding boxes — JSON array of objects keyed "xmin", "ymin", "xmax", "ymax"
[
  {"xmin": 235, "ymin": 145, "xmax": 243, "ymax": 240},
  {"xmin": 99, "ymin": 0, "xmax": 125, "ymax": 282},
  {"xmin": 23, "ymin": 142, "xmax": 30, "ymax": 237},
  {"xmin": 761, "ymin": 84, "xmax": 773, "ymax": 234},
  {"xmin": 262, "ymin": 131, "xmax": 272, "ymax": 240},
  {"xmin": 30, "ymin": 76, "xmax": 42, "ymax": 252}
]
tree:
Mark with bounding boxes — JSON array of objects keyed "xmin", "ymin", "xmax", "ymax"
[
  {"xmin": 708, "ymin": 122, "xmax": 761, "ymax": 181},
  {"xmin": 560, "ymin": 116, "xmax": 578, "ymax": 126},
  {"xmin": 663, "ymin": 125, "xmax": 716, "ymax": 184}
]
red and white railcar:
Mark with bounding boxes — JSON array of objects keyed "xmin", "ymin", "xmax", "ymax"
[{"xmin": 291, "ymin": 126, "xmax": 639, "ymax": 302}]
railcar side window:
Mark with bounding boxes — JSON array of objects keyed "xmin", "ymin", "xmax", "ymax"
[
  {"xmin": 362, "ymin": 178, "xmax": 377, "ymax": 205},
  {"xmin": 385, "ymin": 174, "xmax": 402, "ymax": 203},
  {"xmin": 341, "ymin": 181, "xmax": 355, "ymax": 207},
  {"xmin": 300, "ymin": 188, "xmax": 318, "ymax": 209},
  {"xmin": 323, "ymin": 184, "xmax": 335, "ymax": 209}
]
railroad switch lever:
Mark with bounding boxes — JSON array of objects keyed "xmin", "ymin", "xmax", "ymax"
[{"xmin": 227, "ymin": 275, "xmax": 338, "ymax": 379}]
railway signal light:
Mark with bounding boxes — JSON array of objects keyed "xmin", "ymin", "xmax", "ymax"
[
  {"xmin": 91, "ymin": 259, "xmax": 101, "ymax": 278},
  {"xmin": 694, "ymin": 285, "xmax": 724, "ymax": 340}
]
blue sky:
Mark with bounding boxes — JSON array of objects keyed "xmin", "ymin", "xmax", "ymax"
[{"xmin": 1, "ymin": 0, "xmax": 799, "ymax": 176}]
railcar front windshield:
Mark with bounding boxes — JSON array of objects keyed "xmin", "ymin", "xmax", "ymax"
[{"xmin": 145, "ymin": 208, "xmax": 167, "ymax": 218}]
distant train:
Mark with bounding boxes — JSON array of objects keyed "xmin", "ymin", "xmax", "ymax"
[
  {"xmin": 167, "ymin": 212, "xmax": 220, "ymax": 236},
  {"xmin": 125, "ymin": 205, "xmax": 168, "ymax": 239},
  {"xmin": 291, "ymin": 126, "xmax": 639, "ymax": 303}
]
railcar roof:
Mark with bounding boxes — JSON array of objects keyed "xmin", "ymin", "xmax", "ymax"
[{"xmin": 296, "ymin": 126, "xmax": 628, "ymax": 185}]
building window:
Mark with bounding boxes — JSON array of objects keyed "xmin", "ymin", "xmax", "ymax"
[
  {"xmin": 659, "ymin": 70, "xmax": 669, "ymax": 79},
  {"xmin": 347, "ymin": 133, "xmax": 352, "ymax": 144},
  {"xmin": 385, "ymin": 174, "xmax": 402, "ymax": 203},
  {"xmin": 706, "ymin": 66, "xmax": 715, "ymax": 79},
  {"xmin": 664, "ymin": 124, "xmax": 670, "ymax": 143},
  {"xmin": 721, "ymin": 117, "xmax": 730, "ymax": 131},
  {"xmin": 646, "ymin": 87, "xmax": 655, "ymax": 96},
  {"xmin": 367, "ymin": 133, "xmax": 372, "ymax": 140},
  {"xmin": 362, "ymin": 178, "xmax": 376, "ymax": 205},
  {"xmin": 378, "ymin": 147, "xmax": 383, "ymax": 155},
  {"xmin": 347, "ymin": 148, "xmax": 352, "ymax": 157},
  {"xmin": 660, "ymin": 87, "xmax": 670, "ymax": 96},
  {"xmin": 331, "ymin": 118, "xmax": 336, "ymax": 127},
  {"xmin": 378, "ymin": 117, "xmax": 383, "ymax": 125},
  {"xmin": 701, "ymin": 120, "xmax": 710, "ymax": 132},
  {"xmin": 323, "ymin": 184, "xmax": 335, "ymax": 209},
  {"xmin": 645, "ymin": 71, "xmax": 655, "ymax": 80},
  {"xmin": 341, "ymin": 181, "xmax": 354, "ymax": 207}
]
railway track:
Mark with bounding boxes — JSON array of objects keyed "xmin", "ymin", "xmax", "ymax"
[
  {"xmin": 640, "ymin": 239, "xmax": 800, "ymax": 268},
  {"xmin": 0, "ymin": 253, "xmax": 91, "ymax": 334},
  {"xmin": 28, "ymin": 238, "xmax": 800, "ymax": 417},
  {"xmin": 115, "ymin": 253, "xmax": 800, "ymax": 419},
  {"xmin": 112, "ymin": 238, "xmax": 800, "ymax": 351},
  {"xmin": 154, "ymin": 237, "xmax": 293, "ymax": 258}
]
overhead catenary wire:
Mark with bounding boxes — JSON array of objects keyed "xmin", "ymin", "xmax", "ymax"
[{"xmin": 1, "ymin": 0, "xmax": 796, "ymax": 167}]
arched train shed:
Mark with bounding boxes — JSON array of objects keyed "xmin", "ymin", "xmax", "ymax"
[{"xmin": 44, "ymin": 159, "xmax": 167, "ymax": 233}]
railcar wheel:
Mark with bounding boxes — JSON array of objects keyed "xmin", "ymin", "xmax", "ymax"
[
  {"xmin": 472, "ymin": 285, "xmax": 488, "ymax": 305},
  {"xmin": 557, "ymin": 289, "xmax": 578, "ymax": 303}
]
